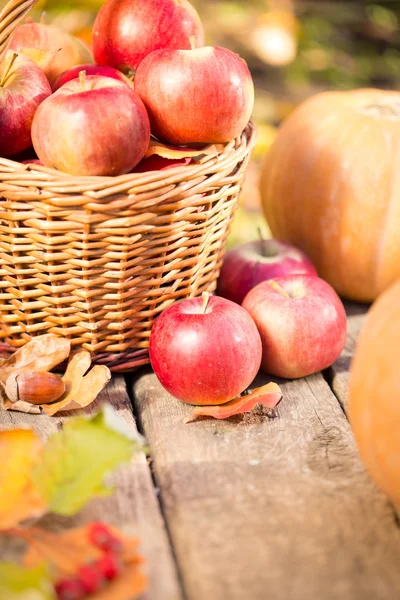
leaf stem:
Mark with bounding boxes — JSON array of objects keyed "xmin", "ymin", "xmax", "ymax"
[
  {"xmin": 189, "ymin": 35, "xmax": 197, "ymax": 50},
  {"xmin": 0, "ymin": 53, "xmax": 18, "ymax": 87},
  {"xmin": 269, "ymin": 280, "xmax": 290, "ymax": 299},
  {"xmin": 79, "ymin": 70, "xmax": 87, "ymax": 92},
  {"xmin": 201, "ymin": 292, "xmax": 210, "ymax": 314}
]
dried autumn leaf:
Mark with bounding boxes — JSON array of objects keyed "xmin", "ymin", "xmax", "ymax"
[
  {"xmin": 42, "ymin": 351, "xmax": 111, "ymax": 416},
  {"xmin": 31, "ymin": 405, "xmax": 146, "ymax": 516},
  {"xmin": 0, "ymin": 334, "xmax": 70, "ymax": 385},
  {"xmin": 0, "ymin": 562, "xmax": 55, "ymax": 600},
  {"xmin": 145, "ymin": 137, "xmax": 225, "ymax": 160},
  {"xmin": 185, "ymin": 382, "xmax": 283, "ymax": 423},
  {"xmin": 23, "ymin": 524, "xmax": 147, "ymax": 600},
  {"xmin": 0, "ymin": 429, "xmax": 47, "ymax": 529}
]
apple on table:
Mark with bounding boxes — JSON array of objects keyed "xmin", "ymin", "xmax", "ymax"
[
  {"xmin": 217, "ymin": 238, "xmax": 317, "ymax": 305},
  {"xmin": 242, "ymin": 275, "xmax": 347, "ymax": 379},
  {"xmin": 149, "ymin": 293, "xmax": 262, "ymax": 405}
]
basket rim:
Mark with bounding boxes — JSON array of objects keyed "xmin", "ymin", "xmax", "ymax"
[{"xmin": 0, "ymin": 121, "xmax": 256, "ymax": 190}]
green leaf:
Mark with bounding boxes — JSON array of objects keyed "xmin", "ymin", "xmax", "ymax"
[
  {"xmin": 0, "ymin": 563, "xmax": 55, "ymax": 600},
  {"xmin": 30, "ymin": 404, "xmax": 146, "ymax": 516}
]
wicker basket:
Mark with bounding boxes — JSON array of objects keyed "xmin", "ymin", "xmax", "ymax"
[{"xmin": 0, "ymin": 0, "xmax": 256, "ymax": 370}]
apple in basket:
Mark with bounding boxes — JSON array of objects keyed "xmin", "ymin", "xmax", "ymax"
[
  {"xmin": 217, "ymin": 238, "xmax": 317, "ymax": 305},
  {"xmin": 0, "ymin": 52, "xmax": 51, "ymax": 157},
  {"xmin": 32, "ymin": 73, "xmax": 150, "ymax": 176},
  {"xmin": 93, "ymin": 0, "xmax": 205, "ymax": 74},
  {"xmin": 149, "ymin": 293, "xmax": 262, "ymax": 405},
  {"xmin": 135, "ymin": 46, "xmax": 254, "ymax": 144},
  {"xmin": 9, "ymin": 22, "xmax": 93, "ymax": 85},
  {"xmin": 52, "ymin": 64, "xmax": 133, "ymax": 92},
  {"xmin": 242, "ymin": 275, "xmax": 347, "ymax": 379}
]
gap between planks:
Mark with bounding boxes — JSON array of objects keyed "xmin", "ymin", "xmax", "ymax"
[
  {"xmin": 0, "ymin": 376, "xmax": 183, "ymax": 600},
  {"xmin": 131, "ymin": 300, "xmax": 400, "ymax": 600}
]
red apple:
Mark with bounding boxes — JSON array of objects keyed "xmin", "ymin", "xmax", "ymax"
[
  {"xmin": 9, "ymin": 22, "xmax": 93, "ymax": 85},
  {"xmin": 32, "ymin": 74, "xmax": 150, "ymax": 176},
  {"xmin": 149, "ymin": 293, "xmax": 262, "ymax": 405},
  {"xmin": 217, "ymin": 239, "xmax": 317, "ymax": 305},
  {"xmin": 0, "ymin": 52, "xmax": 51, "ymax": 157},
  {"xmin": 242, "ymin": 275, "xmax": 347, "ymax": 379},
  {"xmin": 52, "ymin": 64, "xmax": 132, "ymax": 92},
  {"xmin": 93, "ymin": 0, "xmax": 204, "ymax": 75},
  {"xmin": 135, "ymin": 46, "xmax": 254, "ymax": 144}
]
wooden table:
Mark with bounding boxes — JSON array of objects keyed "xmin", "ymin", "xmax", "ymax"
[{"xmin": 2, "ymin": 303, "xmax": 400, "ymax": 600}]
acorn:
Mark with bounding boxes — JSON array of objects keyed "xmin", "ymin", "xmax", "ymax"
[{"xmin": 5, "ymin": 371, "xmax": 65, "ymax": 405}]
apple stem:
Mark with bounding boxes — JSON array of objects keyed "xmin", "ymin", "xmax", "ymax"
[
  {"xmin": 201, "ymin": 292, "xmax": 210, "ymax": 314},
  {"xmin": 40, "ymin": 11, "xmax": 47, "ymax": 24},
  {"xmin": 189, "ymin": 35, "xmax": 197, "ymax": 50},
  {"xmin": 0, "ymin": 52, "xmax": 18, "ymax": 87},
  {"xmin": 257, "ymin": 226, "xmax": 271, "ymax": 258},
  {"xmin": 269, "ymin": 280, "xmax": 291, "ymax": 299},
  {"xmin": 79, "ymin": 70, "xmax": 87, "ymax": 92}
]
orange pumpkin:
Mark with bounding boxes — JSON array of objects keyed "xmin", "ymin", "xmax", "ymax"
[
  {"xmin": 349, "ymin": 280, "xmax": 400, "ymax": 505},
  {"xmin": 260, "ymin": 89, "xmax": 400, "ymax": 302}
]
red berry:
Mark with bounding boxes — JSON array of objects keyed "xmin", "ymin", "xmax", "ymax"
[
  {"xmin": 55, "ymin": 578, "xmax": 86, "ymax": 600},
  {"xmin": 78, "ymin": 563, "xmax": 105, "ymax": 594},
  {"xmin": 88, "ymin": 521, "xmax": 122, "ymax": 553},
  {"xmin": 96, "ymin": 552, "xmax": 122, "ymax": 580}
]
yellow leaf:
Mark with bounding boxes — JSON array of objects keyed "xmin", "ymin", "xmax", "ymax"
[
  {"xmin": 42, "ymin": 351, "xmax": 111, "ymax": 416},
  {"xmin": 0, "ymin": 430, "xmax": 47, "ymax": 529}
]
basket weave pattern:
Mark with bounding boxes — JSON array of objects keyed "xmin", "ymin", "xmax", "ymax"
[{"xmin": 0, "ymin": 0, "xmax": 256, "ymax": 370}]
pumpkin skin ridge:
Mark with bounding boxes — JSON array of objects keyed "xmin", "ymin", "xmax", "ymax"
[
  {"xmin": 261, "ymin": 88, "xmax": 400, "ymax": 302},
  {"xmin": 349, "ymin": 280, "xmax": 400, "ymax": 506}
]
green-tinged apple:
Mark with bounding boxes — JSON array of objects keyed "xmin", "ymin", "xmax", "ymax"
[
  {"xmin": 9, "ymin": 22, "xmax": 93, "ymax": 85},
  {"xmin": 242, "ymin": 275, "xmax": 347, "ymax": 379},
  {"xmin": 135, "ymin": 46, "xmax": 254, "ymax": 144},
  {"xmin": 149, "ymin": 293, "xmax": 262, "ymax": 405},
  {"xmin": 52, "ymin": 64, "xmax": 132, "ymax": 92},
  {"xmin": 217, "ymin": 239, "xmax": 317, "ymax": 305},
  {"xmin": 93, "ymin": 0, "xmax": 204, "ymax": 74},
  {"xmin": 32, "ymin": 74, "xmax": 150, "ymax": 176},
  {"xmin": 0, "ymin": 52, "xmax": 51, "ymax": 157}
]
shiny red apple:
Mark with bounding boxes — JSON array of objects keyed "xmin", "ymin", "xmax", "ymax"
[
  {"xmin": 32, "ymin": 74, "xmax": 150, "ymax": 176},
  {"xmin": 242, "ymin": 275, "xmax": 347, "ymax": 379},
  {"xmin": 52, "ymin": 64, "xmax": 132, "ymax": 92},
  {"xmin": 135, "ymin": 46, "xmax": 254, "ymax": 144},
  {"xmin": 149, "ymin": 293, "xmax": 262, "ymax": 405},
  {"xmin": 0, "ymin": 52, "xmax": 51, "ymax": 157},
  {"xmin": 9, "ymin": 22, "xmax": 93, "ymax": 85},
  {"xmin": 93, "ymin": 0, "xmax": 204, "ymax": 75},
  {"xmin": 217, "ymin": 239, "xmax": 317, "ymax": 305}
]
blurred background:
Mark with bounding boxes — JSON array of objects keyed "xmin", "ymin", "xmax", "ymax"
[{"xmin": 2, "ymin": 0, "xmax": 400, "ymax": 244}]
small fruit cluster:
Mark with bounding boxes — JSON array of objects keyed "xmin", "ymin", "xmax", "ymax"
[
  {"xmin": 149, "ymin": 238, "xmax": 347, "ymax": 405},
  {"xmin": 55, "ymin": 523, "xmax": 122, "ymax": 600},
  {"xmin": 0, "ymin": 0, "xmax": 254, "ymax": 177}
]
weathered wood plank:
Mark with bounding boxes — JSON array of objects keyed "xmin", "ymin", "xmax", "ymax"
[
  {"xmin": 0, "ymin": 377, "xmax": 183, "ymax": 600},
  {"xmin": 328, "ymin": 302, "xmax": 368, "ymax": 413},
  {"xmin": 133, "ymin": 369, "xmax": 400, "ymax": 600}
]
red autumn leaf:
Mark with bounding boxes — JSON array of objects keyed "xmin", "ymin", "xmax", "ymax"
[
  {"xmin": 185, "ymin": 382, "xmax": 283, "ymax": 423},
  {"xmin": 132, "ymin": 155, "xmax": 193, "ymax": 173}
]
